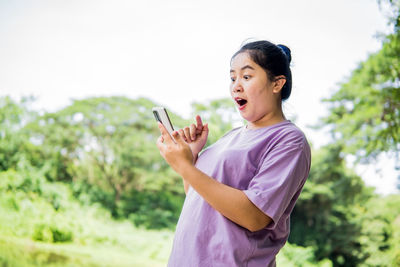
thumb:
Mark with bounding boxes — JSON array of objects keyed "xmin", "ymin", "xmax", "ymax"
[
  {"xmin": 201, "ymin": 123, "xmax": 209, "ymax": 139},
  {"xmin": 172, "ymin": 130, "xmax": 184, "ymax": 145}
]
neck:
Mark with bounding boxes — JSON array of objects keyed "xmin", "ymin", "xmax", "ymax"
[{"xmin": 247, "ymin": 108, "xmax": 286, "ymax": 130}]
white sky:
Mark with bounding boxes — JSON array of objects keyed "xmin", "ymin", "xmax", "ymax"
[{"xmin": 0, "ymin": 0, "xmax": 398, "ymax": 194}]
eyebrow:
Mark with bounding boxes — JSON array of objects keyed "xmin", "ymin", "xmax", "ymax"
[{"xmin": 230, "ymin": 65, "xmax": 255, "ymax": 73}]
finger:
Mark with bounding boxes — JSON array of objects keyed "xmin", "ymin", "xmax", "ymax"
[
  {"xmin": 183, "ymin": 126, "xmax": 191, "ymax": 142},
  {"xmin": 172, "ymin": 130, "xmax": 184, "ymax": 145},
  {"xmin": 195, "ymin": 115, "xmax": 203, "ymax": 129},
  {"xmin": 156, "ymin": 136, "xmax": 164, "ymax": 151},
  {"xmin": 201, "ymin": 123, "xmax": 209, "ymax": 139},
  {"xmin": 179, "ymin": 128, "xmax": 188, "ymax": 142},
  {"xmin": 190, "ymin": 123, "xmax": 196, "ymax": 141},
  {"xmin": 158, "ymin": 122, "xmax": 174, "ymax": 144}
]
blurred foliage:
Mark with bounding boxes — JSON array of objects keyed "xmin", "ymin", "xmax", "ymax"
[
  {"xmin": 0, "ymin": 96, "xmax": 38, "ymax": 171},
  {"xmin": 320, "ymin": 0, "xmax": 400, "ymax": 167},
  {"xmin": 0, "ymin": 163, "xmax": 173, "ymax": 266},
  {"xmin": 359, "ymin": 194, "xmax": 400, "ymax": 266},
  {"xmin": 305, "ymin": 2, "xmax": 400, "ymax": 264},
  {"xmin": 276, "ymin": 243, "xmax": 333, "ymax": 267},
  {"xmin": 23, "ymin": 96, "xmax": 188, "ymax": 225},
  {"xmin": 290, "ymin": 144, "xmax": 400, "ymax": 266}
]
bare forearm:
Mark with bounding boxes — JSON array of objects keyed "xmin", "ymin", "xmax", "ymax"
[
  {"xmin": 179, "ymin": 163, "xmax": 271, "ymax": 232},
  {"xmin": 183, "ymin": 179, "xmax": 190, "ymax": 194},
  {"xmin": 183, "ymin": 154, "xmax": 198, "ymax": 194}
]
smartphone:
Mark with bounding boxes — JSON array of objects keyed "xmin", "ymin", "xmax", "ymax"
[{"xmin": 152, "ymin": 107, "xmax": 174, "ymax": 136}]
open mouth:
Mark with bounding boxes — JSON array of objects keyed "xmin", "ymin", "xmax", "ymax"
[{"xmin": 235, "ymin": 98, "xmax": 248, "ymax": 107}]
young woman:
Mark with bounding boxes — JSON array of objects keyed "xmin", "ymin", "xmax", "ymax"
[{"xmin": 156, "ymin": 40, "xmax": 311, "ymax": 267}]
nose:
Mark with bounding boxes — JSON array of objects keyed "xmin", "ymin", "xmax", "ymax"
[{"xmin": 231, "ymin": 80, "xmax": 243, "ymax": 93}]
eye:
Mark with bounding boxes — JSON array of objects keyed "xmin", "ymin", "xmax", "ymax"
[
  {"xmin": 230, "ymin": 76, "xmax": 236, "ymax": 82},
  {"xmin": 243, "ymin": 75, "xmax": 251, "ymax": 80}
]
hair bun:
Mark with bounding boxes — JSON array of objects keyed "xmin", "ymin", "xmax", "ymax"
[{"xmin": 277, "ymin": 44, "xmax": 291, "ymax": 63}]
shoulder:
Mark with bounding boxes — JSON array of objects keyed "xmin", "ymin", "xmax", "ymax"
[
  {"xmin": 255, "ymin": 122, "xmax": 311, "ymax": 171},
  {"xmin": 269, "ymin": 121, "xmax": 311, "ymax": 163},
  {"xmin": 263, "ymin": 121, "xmax": 311, "ymax": 163},
  {"xmin": 242, "ymin": 120, "xmax": 308, "ymax": 148},
  {"xmin": 272, "ymin": 121, "xmax": 308, "ymax": 148}
]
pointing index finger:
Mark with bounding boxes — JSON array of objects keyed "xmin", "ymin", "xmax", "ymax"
[{"xmin": 195, "ymin": 115, "xmax": 203, "ymax": 129}]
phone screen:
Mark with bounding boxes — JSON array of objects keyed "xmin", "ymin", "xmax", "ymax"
[{"xmin": 152, "ymin": 107, "xmax": 174, "ymax": 135}]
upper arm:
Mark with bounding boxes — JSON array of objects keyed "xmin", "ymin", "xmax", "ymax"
[{"xmin": 243, "ymin": 194, "xmax": 272, "ymax": 232}]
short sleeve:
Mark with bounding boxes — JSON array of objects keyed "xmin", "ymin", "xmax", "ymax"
[{"xmin": 243, "ymin": 143, "xmax": 310, "ymax": 229}]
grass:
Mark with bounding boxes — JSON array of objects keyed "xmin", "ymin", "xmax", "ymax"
[
  {"xmin": 0, "ymin": 233, "xmax": 173, "ymax": 267},
  {"xmin": 0, "ymin": 176, "xmax": 174, "ymax": 267}
]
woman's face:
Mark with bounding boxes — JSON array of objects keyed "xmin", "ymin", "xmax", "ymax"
[{"xmin": 230, "ymin": 52, "xmax": 284, "ymax": 128}]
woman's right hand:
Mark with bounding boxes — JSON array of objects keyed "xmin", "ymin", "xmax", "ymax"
[{"xmin": 178, "ymin": 115, "xmax": 209, "ymax": 161}]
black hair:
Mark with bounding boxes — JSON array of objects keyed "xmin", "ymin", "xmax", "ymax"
[{"xmin": 232, "ymin": 40, "xmax": 292, "ymax": 101}]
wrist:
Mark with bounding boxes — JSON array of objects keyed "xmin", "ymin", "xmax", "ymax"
[
  {"xmin": 178, "ymin": 162, "xmax": 197, "ymax": 180},
  {"xmin": 192, "ymin": 153, "xmax": 198, "ymax": 164}
]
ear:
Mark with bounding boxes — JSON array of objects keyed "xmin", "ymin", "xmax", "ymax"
[{"xmin": 272, "ymin": 75, "xmax": 286, "ymax": 94}]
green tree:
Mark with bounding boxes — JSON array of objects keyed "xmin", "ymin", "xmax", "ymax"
[
  {"xmin": 357, "ymin": 194, "xmax": 400, "ymax": 266},
  {"xmin": 310, "ymin": 1, "xmax": 400, "ymax": 263},
  {"xmin": 320, "ymin": 0, "xmax": 400, "ymax": 167},
  {"xmin": 289, "ymin": 145, "xmax": 374, "ymax": 266},
  {"xmin": 25, "ymin": 96, "xmax": 186, "ymax": 216},
  {"xmin": 0, "ymin": 96, "xmax": 24, "ymax": 171},
  {"xmin": 0, "ymin": 96, "xmax": 40, "ymax": 171}
]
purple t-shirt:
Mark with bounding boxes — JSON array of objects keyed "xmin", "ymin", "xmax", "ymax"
[{"xmin": 168, "ymin": 120, "xmax": 311, "ymax": 267}]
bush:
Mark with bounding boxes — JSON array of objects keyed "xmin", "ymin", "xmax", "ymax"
[
  {"xmin": 121, "ymin": 189, "xmax": 184, "ymax": 229},
  {"xmin": 129, "ymin": 208, "xmax": 175, "ymax": 229},
  {"xmin": 33, "ymin": 223, "xmax": 54, "ymax": 243},
  {"xmin": 51, "ymin": 226, "xmax": 73, "ymax": 243},
  {"xmin": 3, "ymin": 193, "xmax": 20, "ymax": 211},
  {"xmin": 0, "ymin": 169, "xmax": 24, "ymax": 191},
  {"xmin": 277, "ymin": 243, "xmax": 333, "ymax": 267},
  {"xmin": 32, "ymin": 222, "xmax": 73, "ymax": 243}
]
